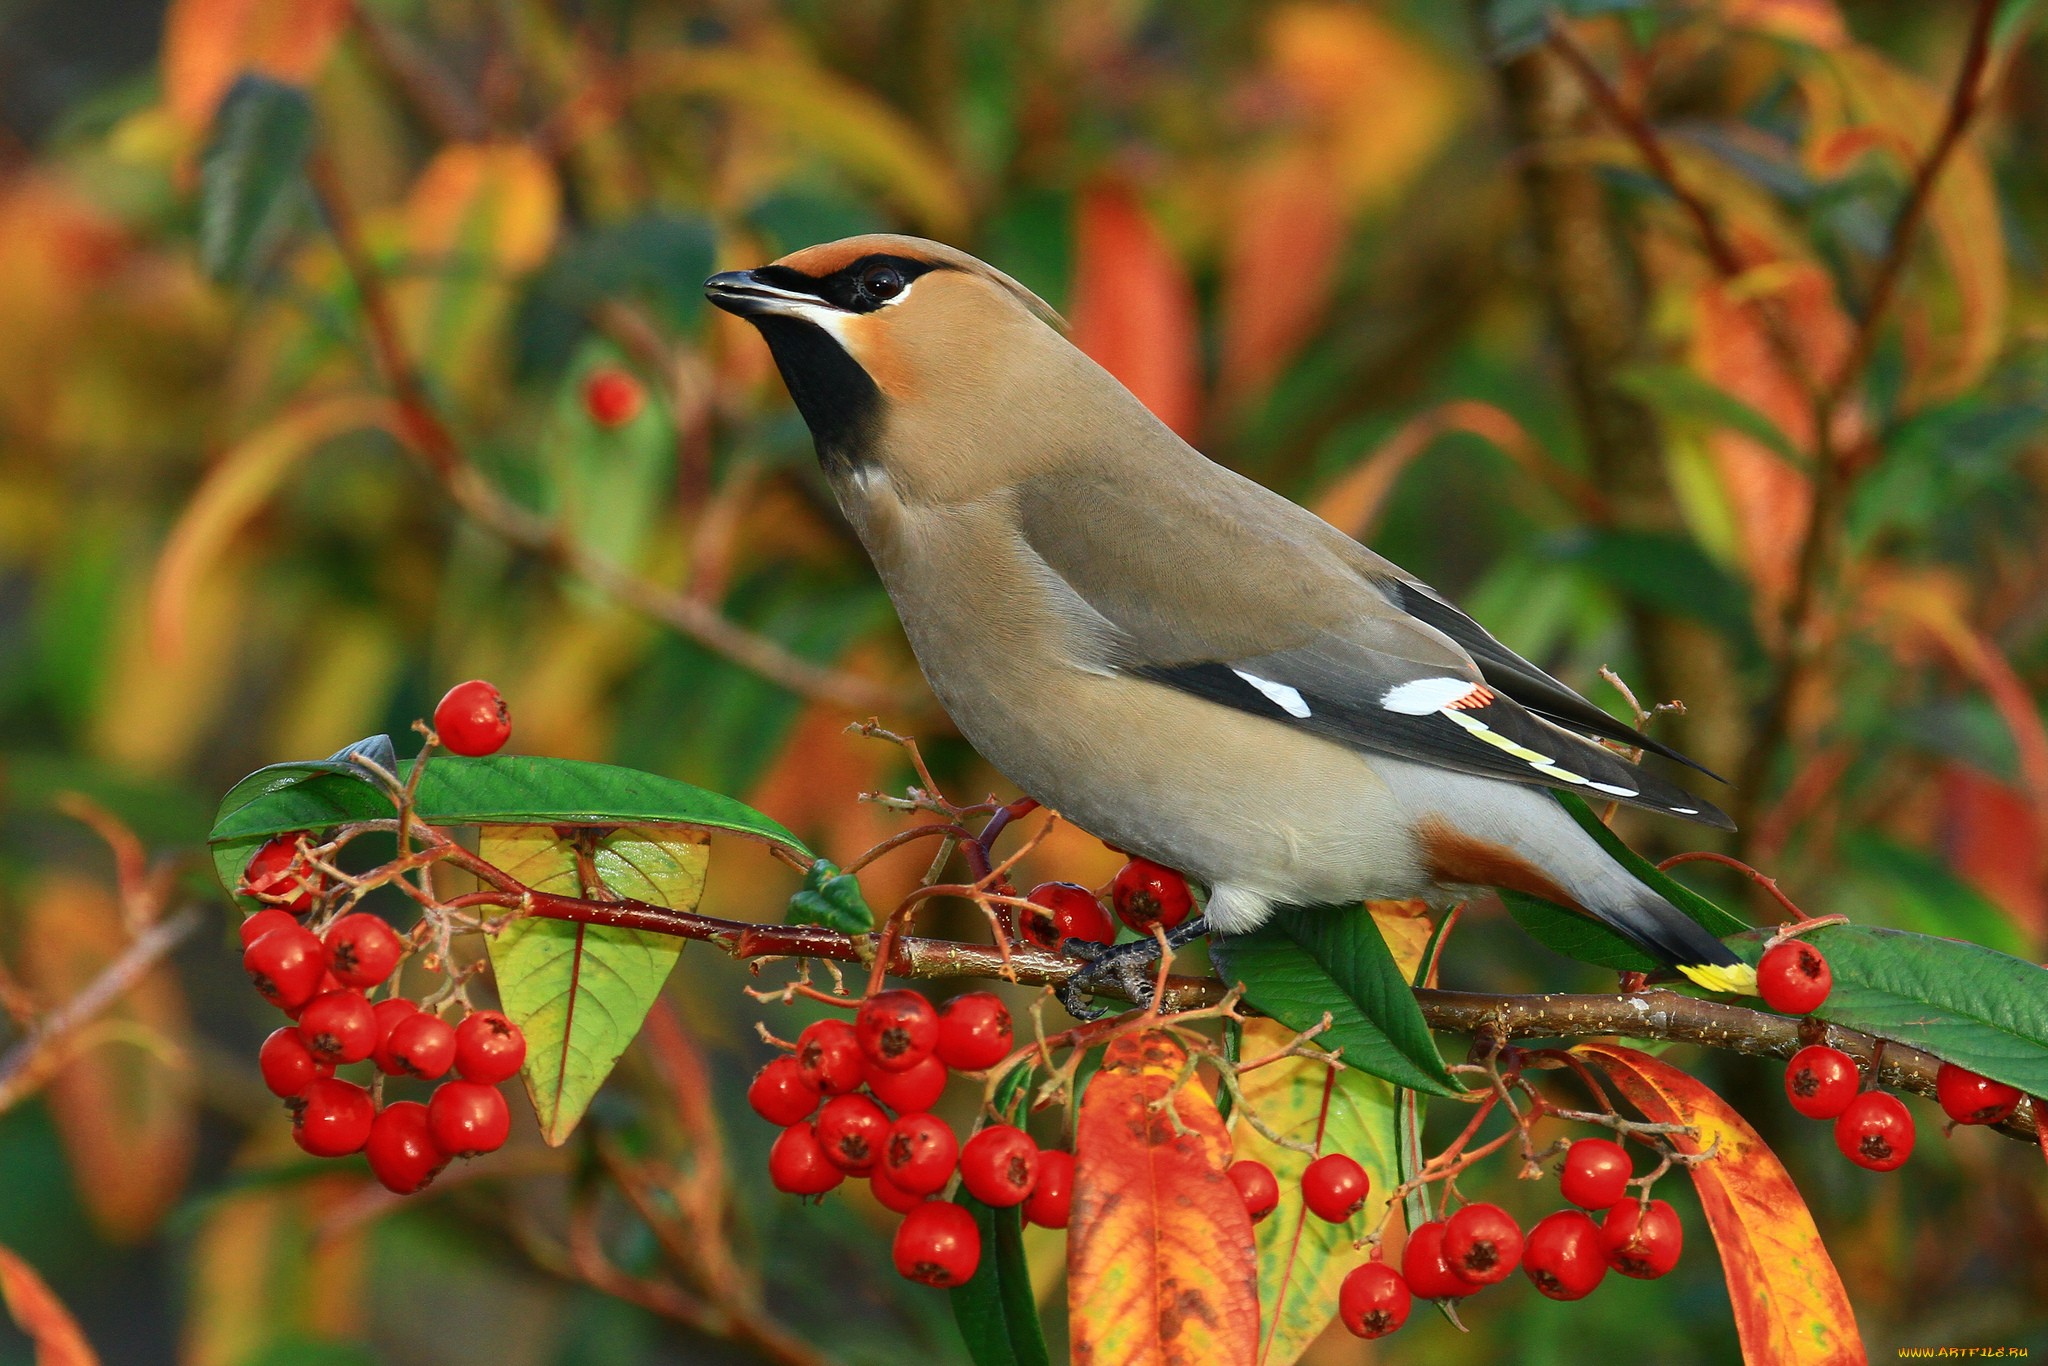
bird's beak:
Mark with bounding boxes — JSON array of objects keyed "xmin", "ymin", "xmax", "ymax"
[{"xmin": 703, "ymin": 269, "xmax": 825, "ymax": 319}]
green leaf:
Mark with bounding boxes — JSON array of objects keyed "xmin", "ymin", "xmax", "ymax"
[
  {"xmin": 786, "ymin": 858, "xmax": 873, "ymax": 933},
  {"xmin": 545, "ymin": 341, "xmax": 675, "ymax": 586},
  {"xmin": 951, "ymin": 1066, "xmax": 1049, "ymax": 1366},
  {"xmin": 198, "ymin": 75, "xmax": 315, "ymax": 284},
  {"xmin": 1551, "ymin": 529, "xmax": 1763, "ymax": 667},
  {"xmin": 1211, "ymin": 908, "xmax": 1457, "ymax": 1097},
  {"xmin": 1728, "ymin": 925, "xmax": 2048, "ymax": 1095},
  {"xmin": 484, "ymin": 825, "xmax": 706, "ymax": 1145},
  {"xmin": 1618, "ymin": 363, "xmax": 1807, "ymax": 469}
]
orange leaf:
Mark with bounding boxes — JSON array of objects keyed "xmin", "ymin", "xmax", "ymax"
[
  {"xmin": 1069, "ymin": 182, "xmax": 1202, "ymax": 439},
  {"xmin": 1721, "ymin": 0, "xmax": 1849, "ymax": 48},
  {"xmin": 1219, "ymin": 147, "xmax": 1345, "ymax": 407},
  {"xmin": 0, "ymin": 1243, "xmax": 97, "ymax": 1366},
  {"xmin": 1577, "ymin": 1043, "xmax": 1864, "ymax": 1365},
  {"xmin": 160, "ymin": 0, "xmax": 350, "ymax": 132},
  {"xmin": 1069, "ymin": 1029, "xmax": 1260, "ymax": 1366},
  {"xmin": 405, "ymin": 142, "xmax": 561, "ymax": 276}
]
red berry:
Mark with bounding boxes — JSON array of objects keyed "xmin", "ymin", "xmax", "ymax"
[
  {"xmin": 1599, "ymin": 1198, "xmax": 1683, "ymax": 1278},
  {"xmin": 892, "ymin": 1200, "xmax": 981, "ymax": 1288},
  {"xmin": 960, "ymin": 1124, "xmax": 1038, "ymax": 1207},
  {"xmin": 815, "ymin": 1094, "xmax": 892, "ymax": 1175},
  {"xmin": 1559, "ymin": 1138, "xmax": 1631, "ymax": 1210},
  {"xmin": 1024, "ymin": 1150, "xmax": 1074, "ymax": 1229},
  {"xmin": 1784, "ymin": 1045, "xmax": 1860, "ymax": 1120},
  {"xmin": 369, "ymin": 998, "xmax": 421, "ymax": 1075},
  {"xmin": 258, "ymin": 1026, "xmax": 329, "ymax": 1098},
  {"xmin": 1338, "ymin": 1262, "xmax": 1411, "ymax": 1339},
  {"xmin": 1019, "ymin": 882, "xmax": 1116, "ymax": 951},
  {"xmin": 583, "ymin": 368, "xmax": 644, "ymax": 428},
  {"xmin": 296, "ymin": 990, "xmax": 378, "ymax": 1065},
  {"xmin": 1227, "ymin": 1160, "xmax": 1280, "ymax": 1223},
  {"xmin": 870, "ymin": 1170, "xmax": 927, "ymax": 1214},
  {"xmin": 433, "ymin": 680, "xmax": 511, "ymax": 757},
  {"xmin": 768, "ymin": 1121, "xmax": 844, "ymax": 1197},
  {"xmin": 243, "ymin": 925, "xmax": 327, "ymax": 1010},
  {"xmin": 287, "ymin": 970, "xmax": 346, "ymax": 1018},
  {"xmin": 1935, "ymin": 1062, "xmax": 2022, "ymax": 1126},
  {"xmin": 796, "ymin": 1019, "xmax": 865, "ymax": 1095},
  {"xmin": 1834, "ymin": 1091, "xmax": 1915, "ymax": 1171},
  {"xmin": 241, "ymin": 833, "xmax": 321, "ymax": 912},
  {"xmin": 366, "ymin": 1101, "xmax": 448, "ymax": 1195},
  {"xmin": 1401, "ymin": 1220, "xmax": 1471, "ymax": 1300},
  {"xmin": 454, "ymin": 1010, "xmax": 526, "ymax": 1084},
  {"xmin": 1110, "ymin": 858, "xmax": 1193, "ymax": 934},
  {"xmin": 1758, "ymin": 940, "xmax": 1832, "ymax": 1015},
  {"xmin": 290, "ymin": 1078, "xmax": 375, "ymax": 1157},
  {"xmin": 1301, "ymin": 1153, "xmax": 1370, "ymax": 1224},
  {"xmin": 387, "ymin": 1012, "xmax": 457, "ymax": 1080},
  {"xmin": 428, "ymin": 1080, "xmax": 511, "ymax": 1157},
  {"xmin": 864, "ymin": 1053, "xmax": 947, "ymax": 1114},
  {"xmin": 238, "ymin": 908, "xmax": 299, "ymax": 948},
  {"xmin": 882, "ymin": 1112, "xmax": 959, "ymax": 1196},
  {"xmin": 1523, "ymin": 1209, "xmax": 1607, "ymax": 1300},
  {"xmin": 749, "ymin": 1056, "xmax": 822, "ymax": 1127},
  {"xmin": 323, "ymin": 913, "xmax": 403, "ymax": 990},
  {"xmin": 933, "ymin": 992, "xmax": 1013, "ymax": 1072},
  {"xmin": 1444, "ymin": 1202, "xmax": 1522, "ymax": 1285},
  {"xmin": 855, "ymin": 990, "xmax": 939, "ymax": 1073}
]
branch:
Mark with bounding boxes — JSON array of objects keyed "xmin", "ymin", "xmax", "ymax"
[{"xmin": 302, "ymin": 151, "xmax": 907, "ymax": 715}]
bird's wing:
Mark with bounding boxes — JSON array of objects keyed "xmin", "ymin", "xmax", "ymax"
[{"xmin": 1014, "ymin": 464, "xmax": 1733, "ymax": 829}]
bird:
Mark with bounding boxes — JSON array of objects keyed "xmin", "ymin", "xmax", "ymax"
[{"xmin": 704, "ymin": 234, "xmax": 1755, "ymax": 1013}]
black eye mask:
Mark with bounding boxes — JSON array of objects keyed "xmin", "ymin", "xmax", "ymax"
[{"xmin": 750, "ymin": 255, "xmax": 947, "ymax": 315}]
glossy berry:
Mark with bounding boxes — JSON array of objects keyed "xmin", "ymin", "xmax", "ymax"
[
  {"xmin": 1524, "ymin": 1209, "xmax": 1607, "ymax": 1300},
  {"xmin": 583, "ymin": 369, "xmax": 644, "ymax": 428},
  {"xmin": 428, "ymin": 1080, "xmax": 511, "ymax": 1157},
  {"xmin": 1444, "ymin": 1203, "xmax": 1522, "ymax": 1285},
  {"xmin": 933, "ymin": 992, "xmax": 1013, "ymax": 1072},
  {"xmin": 1338, "ymin": 1262, "xmax": 1411, "ymax": 1339},
  {"xmin": 1401, "ymin": 1220, "xmax": 1471, "ymax": 1300},
  {"xmin": 1599, "ymin": 1198, "xmax": 1683, "ymax": 1278},
  {"xmin": 870, "ymin": 1170, "xmax": 926, "ymax": 1214},
  {"xmin": 241, "ymin": 833, "xmax": 320, "ymax": 912},
  {"xmin": 297, "ymin": 990, "xmax": 378, "ymax": 1065},
  {"xmin": 386, "ymin": 1011, "xmax": 457, "ymax": 1080},
  {"xmin": 454, "ymin": 1010, "xmax": 526, "ymax": 1084},
  {"xmin": 369, "ymin": 998, "xmax": 421, "ymax": 1075},
  {"xmin": 1228, "ymin": 1160, "xmax": 1281, "ymax": 1223},
  {"xmin": 291, "ymin": 1078, "xmax": 375, "ymax": 1157},
  {"xmin": 1024, "ymin": 1150, "xmax": 1074, "ymax": 1229},
  {"xmin": 1935, "ymin": 1062, "xmax": 2022, "ymax": 1126},
  {"xmin": 815, "ymin": 1094, "xmax": 892, "ymax": 1175},
  {"xmin": 323, "ymin": 914, "xmax": 403, "ymax": 989},
  {"xmin": 243, "ymin": 925, "xmax": 327, "ymax": 1010},
  {"xmin": 796, "ymin": 1019, "xmax": 865, "ymax": 1095},
  {"xmin": 768, "ymin": 1121, "xmax": 844, "ymax": 1197},
  {"xmin": 1784, "ymin": 1045, "xmax": 1861, "ymax": 1120},
  {"xmin": 1559, "ymin": 1138, "xmax": 1631, "ymax": 1210},
  {"xmin": 894, "ymin": 1200, "xmax": 981, "ymax": 1288},
  {"xmin": 1110, "ymin": 858, "xmax": 1194, "ymax": 934},
  {"xmin": 433, "ymin": 680, "xmax": 511, "ymax": 757},
  {"xmin": 855, "ymin": 990, "xmax": 938, "ymax": 1073},
  {"xmin": 960, "ymin": 1124, "xmax": 1038, "ymax": 1207},
  {"xmin": 1301, "ymin": 1153, "xmax": 1370, "ymax": 1223},
  {"xmin": 749, "ymin": 1056, "xmax": 823, "ymax": 1127},
  {"xmin": 238, "ymin": 908, "xmax": 299, "ymax": 948},
  {"xmin": 367, "ymin": 1101, "xmax": 447, "ymax": 1195},
  {"xmin": 1757, "ymin": 940, "xmax": 1832, "ymax": 1015},
  {"xmin": 1019, "ymin": 882, "xmax": 1116, "ymax": 951},
  {"xmin": 882, "ymin": 1112, "xmax": 959, "ymax": 1196},
  {"xmin": 864, "ymin": 1053, "xmax": 947, "ymax": 1114},
  {"xmin": 290, "ymin": 971, "xmax": 346, "ymax": 1017},
  {"xmin": 1834, "ymin": 1091, "xmax": 1915, "ymax": 1171},
  {"xmin": 258, "ymin": 1026, "xmax": 330, "ymax": 1098}
]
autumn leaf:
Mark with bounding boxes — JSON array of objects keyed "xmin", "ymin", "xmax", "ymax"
[
  {"xmin": 0, "ymin": 1243, "xmax": 97, "ymax": 1366},
  {"xmin": 1578, "ymin": 1043, "xmax": 1865, "ymax": 1365},
  {"xmin": 1068, "ymin": 1030, "xmax": 1260, "ymax": 1366},
  {"xmin": 1069, "ymin": 181, "xmax": 1202, "ymax": 439},
  {"xmin": 160, "ymin": 0, "xmax": 350, "ymax": 133}
]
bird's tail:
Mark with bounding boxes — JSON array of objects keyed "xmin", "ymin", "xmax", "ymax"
[{"xmin": 1597, "ymin": 884, "xmax": 1757, "ymax": 995}]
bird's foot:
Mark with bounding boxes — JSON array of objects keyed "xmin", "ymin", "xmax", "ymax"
[{"xmin": 1054, "ymin": 916, "xmax": 1209, "ymax": 1019}]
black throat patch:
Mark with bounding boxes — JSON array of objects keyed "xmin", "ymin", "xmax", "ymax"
[{"xmin": 751, "ymin": 315, "xmax": 882, "ymax": 473}]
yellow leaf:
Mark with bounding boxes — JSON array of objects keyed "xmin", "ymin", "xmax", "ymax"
[
  {"xmin": 405, "ymin": 142, "xmax": 561, "ymax": 275},
  {"xmin": 160, "ymin": 0, "xmax": 350, "ymax": 132}
]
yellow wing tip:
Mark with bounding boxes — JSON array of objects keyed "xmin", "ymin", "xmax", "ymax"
[{"xmin": 1677, "ymin": 961, "xmax": 1758, "ymax": 995}]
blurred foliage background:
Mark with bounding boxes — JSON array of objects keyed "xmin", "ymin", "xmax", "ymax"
[{"xmin": 0, "ymin": 0, "xmax": 2043, "ymax": 1361}]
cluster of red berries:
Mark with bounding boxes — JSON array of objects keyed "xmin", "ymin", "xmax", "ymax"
[
  {"xmin": 433, "ymin": 680, "xmax": 511, "ymax": 758},
  {"xmin": 1010, "ymin": 858, "xmax": 1194, "ymax": 952},
  {"xmin": 238, "ymin": 834, "xmax": 526, "ymax": 1194},
  {"xmin": 753, "ymin": 989, "xmax": 1071, "ymax": 1288}
]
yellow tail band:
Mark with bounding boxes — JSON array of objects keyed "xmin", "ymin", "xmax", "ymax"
[{"xmin": 1677, "ymin": 961, "xmax": 1758, "ymax": 995}]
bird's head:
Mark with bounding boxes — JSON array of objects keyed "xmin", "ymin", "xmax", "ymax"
[{"xmin": 704, "ymin": 235, "xmax": 1093, "ymax": 494}]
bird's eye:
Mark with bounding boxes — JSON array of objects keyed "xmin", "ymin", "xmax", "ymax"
[{"xmin": 860, "ymin": 265, "xmax": 906, "ymax": 302}]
